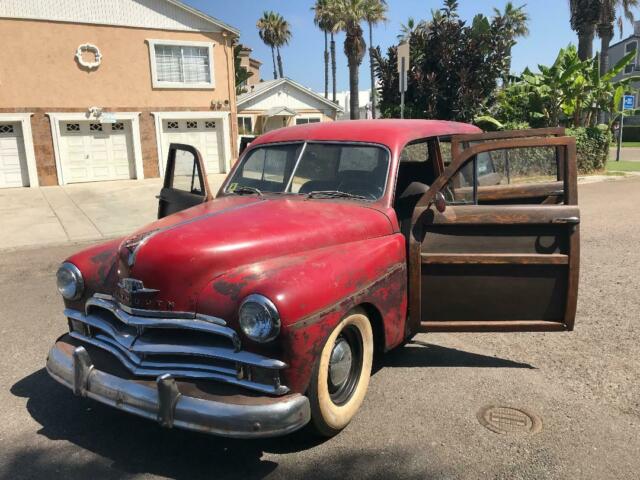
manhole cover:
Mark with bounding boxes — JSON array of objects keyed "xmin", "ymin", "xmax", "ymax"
[{"xmin": 477, "ymin": 405, "xmax": 542, "ymax": 435}]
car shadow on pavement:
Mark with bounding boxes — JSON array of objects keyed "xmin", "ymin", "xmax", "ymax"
[
  {"xmin": 9, "ymin": 369, "xmax": 439, "ymax": 480},
  {"xmin": 378, "ymin": 342, "xmax": 534, "ymax": 370}
]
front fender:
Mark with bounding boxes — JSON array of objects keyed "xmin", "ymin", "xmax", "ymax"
[{"xmin": 197, "ymin": 233, "xmax": 407, "ymax": 393}]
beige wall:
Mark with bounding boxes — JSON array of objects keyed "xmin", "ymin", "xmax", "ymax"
[
  {"xmin": 0, "ymin": 18, "xmax": 240, "ymax": 186},
  {"xmin": 0, "ymin": 18, "xmax": 236, "ymax": 109}
]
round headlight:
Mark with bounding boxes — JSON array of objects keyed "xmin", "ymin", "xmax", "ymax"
[
  {"xmin": 56, "ymin": 262, "xmax": 84, "ymax": 300},
  {"xmin": 238, "ymin": 294, "xmax": 280, "ymax": 343}
]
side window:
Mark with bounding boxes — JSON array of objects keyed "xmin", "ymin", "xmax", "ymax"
[
  {"xmin": 444, "ymin": 146, "xmax": 560, "ymax": 205},
  {"xmin": 172, "ymin": 149, "xmax": 204, "ymax": 194}
]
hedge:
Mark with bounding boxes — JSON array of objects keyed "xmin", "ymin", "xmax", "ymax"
[{"xmin": 566, "ymin": 126, "xmax": 611, "ymax": 174}]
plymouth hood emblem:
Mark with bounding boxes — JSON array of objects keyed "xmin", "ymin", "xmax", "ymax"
[{"xmin": 115, "ymin": 278, "xmax": 160, "ymax": 308}]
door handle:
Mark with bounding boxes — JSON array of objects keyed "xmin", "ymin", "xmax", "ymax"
[{"xmin": 552, "ymin": 216, "xmax": 580, "ymax": 224}]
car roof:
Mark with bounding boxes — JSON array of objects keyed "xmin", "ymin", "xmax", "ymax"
[{"xmin": 249, "ymin": 119, "xmax": 482, "ymax": 153}]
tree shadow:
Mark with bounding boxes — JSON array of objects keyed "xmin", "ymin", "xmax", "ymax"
[
  {"xmin": 377, "ymin": 341, "xmax": 534, "ymax": 370},
  {"xmin": 9, "ymin": 370, "xmax": 443, "ymax": 479}
]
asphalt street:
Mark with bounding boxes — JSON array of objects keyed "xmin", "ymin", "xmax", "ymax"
[{"xmin": 1, "ymin": 177, "xmax": 639, "ymax": 479}]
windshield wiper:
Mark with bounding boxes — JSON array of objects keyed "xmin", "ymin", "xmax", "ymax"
[
  {"xmin": 230, "ymin": 185, "xmax": 263, "ymax": 196},
  {"xmin": 306, "ymin": 190, "xmax": 367, "ymax": 200}
]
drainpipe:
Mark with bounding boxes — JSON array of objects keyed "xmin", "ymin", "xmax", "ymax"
[{"xmin": 223, "ymin": 32, "xmax": 238, "ymax": 161}]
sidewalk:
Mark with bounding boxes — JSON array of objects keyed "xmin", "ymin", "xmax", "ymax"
[{"xmin": 0, "ymin": 175, "xmax": 226, "ymax": 251}]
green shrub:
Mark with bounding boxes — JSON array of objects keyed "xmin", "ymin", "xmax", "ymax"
[{"xmin": 566, "ymin": 126, "xmax": 611, "ymax": 174}]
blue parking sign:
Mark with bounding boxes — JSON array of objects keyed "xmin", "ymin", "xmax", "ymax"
[{"xmin": 623, "ymin": 95, "xmax": 635, "ymax": 110}]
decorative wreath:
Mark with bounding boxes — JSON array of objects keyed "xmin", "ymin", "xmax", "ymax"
[{"xmin": 75, "ymin": 44, "xmax": 102, "ymax": 69}]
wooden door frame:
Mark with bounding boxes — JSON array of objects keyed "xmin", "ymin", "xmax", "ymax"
[{"xmin": 406, "ymin": 130, "xmax": 579, "ymax": 337}]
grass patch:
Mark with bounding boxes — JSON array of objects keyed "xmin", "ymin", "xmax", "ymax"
[
  {"xmin": 620, "ymin": 142, "xmax": 640, "ymax": 147},
  {"xmin": 606, "ymin": 161, "xmax": 640, "ymax": 172}
]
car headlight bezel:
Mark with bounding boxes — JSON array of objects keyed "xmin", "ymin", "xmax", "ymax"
[
  {"xmin": 238, "ymin": 294, "xmax": 281, "ymax": 343},
  {"xmin": 56, "ymin": 262, "xmax": 84, "ymax": 300}
]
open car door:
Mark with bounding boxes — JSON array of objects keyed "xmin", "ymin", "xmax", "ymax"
[
  {"xmin": 408, "ymin": 128, "xmax": 579, "ymax": 334},
  {"xmin": 157, "ymin": 143, "xmax": 212, "ymax": 219}
]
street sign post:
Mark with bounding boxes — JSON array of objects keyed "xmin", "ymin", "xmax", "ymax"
[
  {"xmin": 397, "ymin": 42, "xmax": 410, "ymax": 119},
  {"xmin": 617, "ymin": 95, "xmax": 636, "ymax": 161}
]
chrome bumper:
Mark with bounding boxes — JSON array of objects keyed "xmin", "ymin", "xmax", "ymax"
[{"xmin": 46, "ymin": 340, "xmax": 310, "ymax": 438}]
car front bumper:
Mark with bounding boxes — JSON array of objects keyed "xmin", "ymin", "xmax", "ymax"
[{"xmin": 46, "ymin": 337, "xmax": 311, "ymax": 438}]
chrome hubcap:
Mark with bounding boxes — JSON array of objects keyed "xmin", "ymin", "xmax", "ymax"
[{"xmin": 329, "ymin": 337, "xmax": 353, "ymax": 387}]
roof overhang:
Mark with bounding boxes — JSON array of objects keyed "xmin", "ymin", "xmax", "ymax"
[
  {"xmin": 237, "ymin": 78, "xmax": 344, "ymax": 113},
  {"xmin": 264, "ymin": 106, "xmax": 297, "ymax": 117}
]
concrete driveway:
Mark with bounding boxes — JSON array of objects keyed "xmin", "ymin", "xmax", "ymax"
[
  {"xmin": 0, "ymin": 178, "xmax": 639, "ymax": 479},
  {"xmin": 0, "ymin": 175, "xmax": 226, "ymax": 250}
]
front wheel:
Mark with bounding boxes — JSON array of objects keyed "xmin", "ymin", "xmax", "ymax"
[{"xmin": 307, "ymin": 309, "xmax": 374, "ymax": 437}]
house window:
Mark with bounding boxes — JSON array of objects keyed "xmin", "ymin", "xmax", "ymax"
[
  {"xmin": 238, "ymin": 116, "xmax": 253, "ymax": 134},
  {"xmin": 166, "ymin": 121, "xmax": 179, "ymax": 130},
  {"xmin": 148, "ymin": 39, "xmax": 215, "ymax": 89},
  {"xmin": 205, "ymin": 121, "xmax": 216, "ymax": 129},
  {"xmin": 295, "ymin": 117, "xmax": 321, "ymax": 125},
  {"xmin": 0, "ymin": 124, "xmax": 15, "ymax": 134},
  {"xmin": 90, "ymin": 123, "xmax": 103, "ymax": 132},
  {"xmin": 65, "ymin": 123, "xmax": 80, "ymax": 132},
  {"xmin": 112, "ymin": 122, "xmax": 125, "ymax": 131},
  {"xmin": 625, "ymin": 41, "xmax": 638, "ymax": 73},
  {"xmin": 186, "ymin": 121, "xmax": 198, "ymax": 129}
]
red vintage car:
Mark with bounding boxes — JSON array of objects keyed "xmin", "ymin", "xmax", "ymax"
[{"xmin": 46, "ymin": 120, "xmax": 580, "ymax": 438}]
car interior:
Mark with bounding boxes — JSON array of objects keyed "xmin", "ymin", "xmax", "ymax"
[{"xmin": 393, "ymin": 139, "xmax": 437, "ymax": 243}]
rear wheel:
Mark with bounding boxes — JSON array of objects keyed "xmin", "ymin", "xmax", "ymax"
[{"xmin": 307, "ymin": 309, "xmax": 374, "ymax": 437}]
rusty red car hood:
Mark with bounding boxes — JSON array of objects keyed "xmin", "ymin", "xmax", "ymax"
[{"xmin": 117, "ymin": 195, "xmax": 393, "ymax": 312}]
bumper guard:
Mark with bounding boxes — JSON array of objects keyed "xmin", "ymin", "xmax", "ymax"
[{"xmin": 46, "ymin": 340, "xmax": 310, "ymax": 438}]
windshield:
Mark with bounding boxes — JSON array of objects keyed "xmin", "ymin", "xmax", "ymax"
[{"xmin": 226, "ymin": 142, "xmax": 390, "ymax": 201}]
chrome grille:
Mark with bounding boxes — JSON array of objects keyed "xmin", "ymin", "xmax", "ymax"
[{"xmin": 65, "ymin": 295, "xmax": 288, "ymax": 395}]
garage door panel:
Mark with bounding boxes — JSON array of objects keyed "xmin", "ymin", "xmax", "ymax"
[
  {"xmin": 59, "ymin": 120, "xmax": 134, "ymax": 184},
  {"xmin": 161, "ymin": 119, "xmax": 223, "ymax": 175},
  {"xmin": 0, "ymin": 122, "xmax": 29, "ymax": 188}
]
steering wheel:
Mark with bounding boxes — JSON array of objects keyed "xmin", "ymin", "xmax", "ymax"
[{"xmin": 337, "ymin": 180, "xmax": 382, "ymax": 200}]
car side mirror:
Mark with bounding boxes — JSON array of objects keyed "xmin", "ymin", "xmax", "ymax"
[{"xmin": 435, "ymin": 191, "xmax": 447, "ymax": 213}]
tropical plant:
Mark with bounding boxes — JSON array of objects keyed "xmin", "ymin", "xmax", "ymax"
[
  {"xmin": 364, "ymin": 0, "xmax": 388, "ymax": 118},
  {"xmin": 489, "ymin": 44, "xmax": 640, "ymax": 127},
  {"xmin": 233, "ymin": 45, "xmax": 254, "ymax": 96},
  {"xmin": 373, "ymin": 0, "xmax": 517, "ymax": 122},
  {"xmin": 331, "ymin": 0, "xmax": 373, "ymax": 119},
  {"xmin": 257, "ymin": 11, "xmax": 291, "ymax": 79},
  {"xmin": 397, "ymin": 17, "xmax": 419, "ymax": 42},
  {"xmin": 492, "ymin": 2, "xmax": 529, "ymax": 83},
  {"xmin": 568, "ymin": 0, "xmax": 601, "ymax": 60},
  {"xmin": 257, "ymin": 11, "xmax": 279, "ymax": 79}
]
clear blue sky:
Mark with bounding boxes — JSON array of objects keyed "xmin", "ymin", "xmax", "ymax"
[{"xmin": 186, "ymin": 0, "xmax": 635, "ymax": 91}]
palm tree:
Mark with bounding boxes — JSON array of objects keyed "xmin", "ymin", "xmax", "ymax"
[
  {"xmin": 569, "ymin": 0, "xmax": 602, "ymax": 60},
  {"xmin": 398, "ymin": 17, "xmax": 417, "ymax": 42},
  {"xmin": 314, "ymin": 0, "xmax": 340, "ymax": 102},
  {"xmin": 597, "ymin": 0, "xmax": 638, "ymax": 77},
  {"xmin": 333, "ymin": 0, "xmax": 370, "ymax": 120},
  {"xmin": 493, "ymin": 3, "xmax": 529, "ymax": 83},
  {"xmin": 257, "ymin": 11, "xmax": 279, "ymax": 79},
  {"xmin": 314, "ymin": 0, "xmax": 333, "ymax": 98},
  {"xmin": 272, "ymin": 13, "xmax": 292, "ymax": 78},
  {"xmin": 364, "ymin": 0, "xmax": 387, "ymax": 119}
]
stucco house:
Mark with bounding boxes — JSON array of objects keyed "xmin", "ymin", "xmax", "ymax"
[
  {"xmin": 0, "ymin": 0, "xmax": 240, "ymax": 188},
  {"xmin": 237, "ymin": 78, "xmax": 343, "ymax": 135}
]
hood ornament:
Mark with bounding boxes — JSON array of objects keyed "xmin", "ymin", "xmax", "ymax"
[{"xmin": 121, "ymin": 229, "xmax": 159, "ymax": 267}]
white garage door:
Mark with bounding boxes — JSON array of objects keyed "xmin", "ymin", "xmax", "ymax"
[
  {"xmin": 59, "ymin": 121, "xmax": 134, "ymax": 184},
  {"xmin": 161, "ymin": 119, "xmax": 223, "ymax": 174},
  {"xmin": 0, "ymin": 122, "xmax": 29, "ymax": 188}
]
